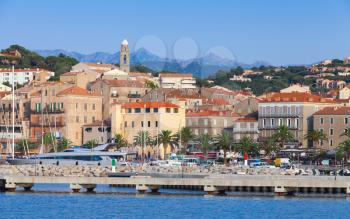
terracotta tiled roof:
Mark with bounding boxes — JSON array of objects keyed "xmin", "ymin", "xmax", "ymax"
[
  {"xmin": 314, "ymin": 106, "xmax": 350, "ymax": 115},
  {"xmin": 261, "ymin": 92, "xmax": 336, "ymax": 103},
  {"xmin": 186, "ymin": 110, "xmax": 237, "ymax": 117},
  {"xmin": 57, "ymin": 86, "xmax": 101, "ymax": 97},
  {"xmin": 102, "ymin": 79, "xmax": 145, "ymax": 87},
  {"xmin": 203, "ymin": 98, "xmax": 230, "ymax": 105},
  {"xmin": 0, "ymin": 91, "xmax": 10, "ymax": 98},
  {"xmin": 159, "ymin": 72, "xmax": 193, "ymax": 78},
  {"xmin": 121, "ymin": 101, "xmax": 179, "ymax": 108},
  {"xmin": 236, "ymin": 117, "xmax": 258, "ymax": 122}
]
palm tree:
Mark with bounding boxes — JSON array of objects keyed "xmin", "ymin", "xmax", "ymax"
[
  {"xmin": 272, "ymin": 125, "xmax": 294, "ymax": 150},
  {"xmin": 214, "ymin": 130, "xmax": 233, "ymax": 165},
  {"xmin": 114, "ymin": 133, "xmax": 128, "ymax": 149},
  {"xmin": 56, "ymin": 137, "xmax": 72, "ymax": 152},
  {"xmin": 338, "ymin": 139, "xmax": 350, "ymax": 162},
  {"xmin": 158, "ymin": 130, "xmax": 176, "ymax": 159},
  {"xmin": 260, "ymin": 138, "xmax": 277, "ymax": 157},
  {"xmin": 134, "ymin": 131, "xmax": 151, "ymax": 159},
  {"xmin": 198, "ymin": 133, "xmax": 212, "ymax": 158},
  {"xmin": 43, "ymin": 132, "xmax": 56, "ymax": 152},
  {"xmin": 86, "ymin": 139, "xmax": 97, "ymax": 149},
  {"xmin": 238, "ymin": 136, "xmax": 255, "ymax": 157},
  {"xmin": 177, "ymin": 127, "xmax": 194, "ymax": 151},
  {"xmin": 304, "ymin": 130, "xmax": 328, "ymax": 148}
]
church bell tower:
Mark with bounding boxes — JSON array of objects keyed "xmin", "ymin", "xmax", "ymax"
[{"xmin": 120, "ymin": 39, "xmax": 130, "ymax": 73}]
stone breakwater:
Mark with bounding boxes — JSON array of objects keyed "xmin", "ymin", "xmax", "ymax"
[{"xmin": 0, "ymin": 165, "xmax": 314, "ymax": 177}]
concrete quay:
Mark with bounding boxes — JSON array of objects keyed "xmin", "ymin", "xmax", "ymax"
[{"xmin": 1, "ymin": 175, "xmax": 350, "ymax": 196}]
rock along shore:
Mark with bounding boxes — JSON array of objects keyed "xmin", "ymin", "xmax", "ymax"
[{"xmin": 0, "ymin": 164, "xmax": 314, "ymax": 177}]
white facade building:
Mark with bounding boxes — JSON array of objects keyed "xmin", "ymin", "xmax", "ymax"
[
  {"xmin": 0, "ymin": 68, "xmax": 54, "ymax": 85},
  {"xmin": 159, "ymin": 73, "xmax": 196, "ymax": 89}
]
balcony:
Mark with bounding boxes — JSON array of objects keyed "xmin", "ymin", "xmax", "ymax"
[
  {"xmin": 128, "ymin": 93, "xmax": 141, "ymax": 98},
  {"xmin": 233, "ymin": 129, "xmax": 259, "ymax": 134},
  {"xmin": 259, "ymin": 113, "xmax": 300, "ymax": 118},
  {"xmin": 258, "ymin": 125, "xmax": 299, "ymax": 130},
  {"xmin": 31, "ymin": 108, "xmax": 65, "ymax": 114},
  {"xmin": 110, "ymin": 93, "xmax": 119, "ymax": 97},
  {"xmin": 30, "ymin": 121, "xmax": 65, "ymax": 127}
]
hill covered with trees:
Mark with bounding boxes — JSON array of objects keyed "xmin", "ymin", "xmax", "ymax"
[{"xmin": 0, "ymin": 45, "xmax": 79, "ymax": 80}]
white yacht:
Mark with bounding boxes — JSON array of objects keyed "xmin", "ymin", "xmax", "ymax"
[{"xmin": 7, "ymin": 143, "xmax": 136, "ymax": 166}]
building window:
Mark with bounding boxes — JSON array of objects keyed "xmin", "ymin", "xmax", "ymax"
[
  {"xmin": 271, "ymin": 118, "xmax": 275, "ymax": 127},
  {"xmin": 278, "ymin": 118, "xmax": 283, "ymax": 126},
  {"xmin": 124, "ymin": 121, "xmax": 127, "ymax": 128},
  {"xmin": 263, "ymin": 119, "xmax": 266, "ymax": 128},
  {"xmin": 155, "ymin": 121, "xmax": 158, "ymax": 127},
  {"xmin": 148, "ymin": 121, "xmax": 151, "ymax": 127},
  {"xmin": 127, "ymin": 108, "xmax": 132, "ymax": 113},
  {"xmin": 287, "ymin": 118, "xmax": 291, "ymax": 127},
  {"xmin": 174, "ymin": 108, "xmax": 178, "ymax": 113},
  {"xmin": 330, "ymin": 117, "xmax": 334, "ymax": 124},
  {"xmin": 166, "ymin": 108, "xmax": 171, "ymax": 113},
  {"xmin": 76, "ymin": 116, "xmax": 79, "ymax": 122},
  {"xmin": 330, "ymin": 139, "xmax": 333, "ymax": 147},
  {"xmin": 141, "ymin": 121, "xmax": 144, "ymax": 127},
  {"xmin": 84, "ymin": 116, "xmax": 87, "ymax": 123},
  {"xmin": 295, "ymin": 118, "xmax": 299, "ymax": 128},
  {"xmin": 76, "ymin": 103, "xmax": 78, "ymax": 109},
  {"xmin": 84, "ymin": 103, "xmax": 87, "ymax": 110},
  {"xmin": 320, "ymin": 117, "xmax": 324, "ymax": 124},
  {"xmin": 330, "ymin": 128, "xmax": 334, "ymax": 136},
  {"xmin": 92, "ymin": 104, "xmax": 96, "ymax": 110},
  {"xmin": 320, "ymin": 128, "xmax": 324, "ymax": 133},
  {"xmin": 204, "ymin": 119, "xmax": 208, "ymax": 126},
  {"xmin": 154, "ymin": 108, "xmax": 158, "ymax": 113},
  {"xmin": 135, "ymin": 108, "xmax": 141, "ymax": 113},
  {"xmin": 145, "ymin": 108, "xmax": 151, "ymax": 113},
  {"xmin": 85, "ymin": 128, "xmax": 92, "ymax": 133},
  {"xmin": 345, "ymin": 118, "xmax": 348, "ymax": 125},
  {"xmin": 92, "ymin": 116, "xmax": 95, "ymax": 122},
  {"xmin": 132, "ymin": 121, "xmax": 135, "ymax": 128}
]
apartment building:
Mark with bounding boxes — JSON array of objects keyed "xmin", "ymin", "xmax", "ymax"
[
  {"xmin": 0, "ymin": 68, "xmax": 54, "ymax": 85},
  {"xmin": 258, "ymin": 92, "xmax": 340, "ymax": 147},
  {"xmin": 232, "ymin": 117, "xmax": 259, "ymax": 142},
  {"xmin": 82, "ymin": 121, "xmax": 111, "ymax": 145},
  {"xmin": 111, "ymin": 101, "xmax": 185, "ymax": 158},
  {"xmin": 90, "ymin": 79, "xmax": 148, "ymax": 121},
  {"xmin": 159, "ymin": 73, "xmax": 196, "ymax": 89},
  {"xmin": 186, "ymin": 109, "xmax": 239, "ymax": 136},
  {"xmin": 29, "ymin": 84, "xmax": 102, "ymax": 146},
  {"xmin": 313, "ymin": 107, "xmax": 350, "ymax": 150}
]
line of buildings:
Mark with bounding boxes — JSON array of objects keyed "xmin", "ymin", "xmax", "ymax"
[{"xmin": 1, "ymin": 40, "xmax": 350, "ymax": 157}]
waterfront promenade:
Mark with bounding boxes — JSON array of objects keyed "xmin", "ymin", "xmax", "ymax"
[{"xmin": 1, "ymin": 166, "xmax": 350, "ymax": 196}]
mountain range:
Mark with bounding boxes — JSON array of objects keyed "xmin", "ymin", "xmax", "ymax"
[{"xmin": 35, "ymin": 48, "xmax": 270, "ymax": 78}]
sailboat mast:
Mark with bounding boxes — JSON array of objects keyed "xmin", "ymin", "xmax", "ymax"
[{"xmin": 11, "ymin": 66, "xmax": 15, "ymax": 159}]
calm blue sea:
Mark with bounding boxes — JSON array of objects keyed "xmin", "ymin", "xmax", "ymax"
[{"xmin": 0, "ymin": 184, "xmax": 349, "ymax": 219}]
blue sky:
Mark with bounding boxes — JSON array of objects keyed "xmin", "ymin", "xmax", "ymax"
[{"xmin": 0, "ymin": 0, "xmax": 350, "ymax": 65}]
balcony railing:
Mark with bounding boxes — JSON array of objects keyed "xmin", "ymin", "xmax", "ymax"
[
  {"xmin": 259, "ymin": 113, "xmax": 300, "ymax": 118},
  {"xmin": 31, "ymin": 108, "xmax": 65, "ymax": 114},
  {"xmin": 128, "ymin": 93, "xmax": 141, "ymax": 98},
  {"xmin": 30, "ymin": 121, "xmax": 65, "ymax": 127},
  {"xmin": 258, "ymin": 125, "xmax": 299, "ymax": 130},
  {"xmin": 232, "ymin": 129, "xmax": 259, "ymax": 134}
]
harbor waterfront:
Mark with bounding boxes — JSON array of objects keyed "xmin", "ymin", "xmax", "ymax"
[{"xmin": 1, "ymin": 164, "xmax": 350, "ymax": 196}]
